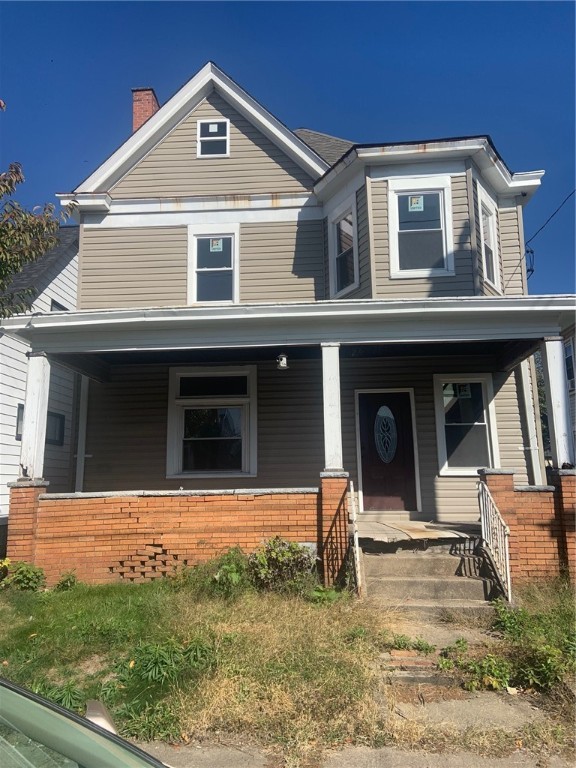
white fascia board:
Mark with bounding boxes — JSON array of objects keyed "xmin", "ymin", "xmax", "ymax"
[
  {"xmin": 57, "ymin": 193, "xmax": 111, "ymax": 212},
  {"xmin": 72, "ymin": 62, "xmax": 327, "ymax": 195},
  {"xmin": 3, "ymin": 296, "xmax": 574, "ymax": 354}
]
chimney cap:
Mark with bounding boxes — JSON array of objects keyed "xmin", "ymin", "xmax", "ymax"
[{"xmin": 132, "ymin": 86, "xmax": 158, "ymax": 94}]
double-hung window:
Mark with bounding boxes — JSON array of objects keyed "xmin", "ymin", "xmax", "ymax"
[
  {"xmin": 565, "ymin": 339, "xmax": 575, "ymax": 391},
  {"xmin": 167, "ymin": 367, "xmax": 257, "ymax": 477},
  {"xmin": 329, "ymin": 202, "xmax": 358, "ymax": 297},
  {"xmin": 388, "ymin": 176, "xmax": 454, "ymax": 278},
  {"xmin": 188, "ymin": 224, "xmax": 239, "ymax": 304},
  {"xmin": 478, "ymin": 186, "xmax": 500, "ymax": 289},
  {"xmin": 197, "ymin": 119, "xmax": 229, "ymax": 157},
  {"xmin": 434, "ymin": 374, "xmax": 499, "ymax": 475}
]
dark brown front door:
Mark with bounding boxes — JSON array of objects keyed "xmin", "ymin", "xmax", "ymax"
[{"xmin": 358, "ymin": 391, "xmax": 417, "ymax": 512}]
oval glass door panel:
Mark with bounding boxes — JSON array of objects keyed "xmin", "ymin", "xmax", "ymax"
[{"xmin": 374, "ymin": 405, "xmax": 397, "ymax": 463}]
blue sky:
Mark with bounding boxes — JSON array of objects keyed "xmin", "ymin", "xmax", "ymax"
[{"xmin": 0, "ymin": 0, "xmax": 574, "ymax": 294}]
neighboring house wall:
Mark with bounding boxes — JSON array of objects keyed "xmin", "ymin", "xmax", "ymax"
[
  {"xmin": 110, "ymin": 91, "xmax": 314, "ymax": 198},
  {"xmin": 0, "ymin": 249, "xmax": 78, "ymax": 518}
]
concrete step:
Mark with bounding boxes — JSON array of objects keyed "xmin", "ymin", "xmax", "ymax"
[
  {"xmin": 367, "ymin": 575, "xmax": 488, "ymax": 601},
  {"xmin": 370, "ymin": 598, "xmax": 494, "ymax": 621},
  {"xmin": 363, "ymin": 552, "xmax": 482, "ymax": 578}
]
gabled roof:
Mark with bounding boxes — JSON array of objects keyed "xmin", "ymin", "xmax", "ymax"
[
  {"xmin": 8, "ymin": 226, "xmax": 79, "ymax": 295},
  {"xmin": 71, "ymin": 63, "xmax": 329, "ymax": 196},
  {"xmin": 293, "ymin": 129, "xmax": 355, "ymax": 166}
]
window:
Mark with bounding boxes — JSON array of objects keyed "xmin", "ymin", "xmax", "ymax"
[
  {"xmin": 328, "ymin": 203, "xmax": 358, "ymax": 297},
  {"xmin": 434, "ymin": 375, "xmax": 499, "ymax": 475},
  {"xmin": 16, "ymin": 404, "xmax": 65, "ymax": 446},
  {"xmin": 478, "ymin": 187, "xmax": 500, "ymax": 289},
  {"xmin": 565, "ymin": 340, "xmax": 575, "ymax": 390},
  {"xmin": 197, "ymin": 119, "xmax": 229, "ymax": 157},
  {"xmin": 166, "ymin": 367, "xmax": 257, "ymax": 477},
  {"xmin": 188, "ymin": 224, "xmax": 239, "ymax": 304},
  {"xmin": 388, "ymin": 176, "xmax": 454, "ymax": 278},
  {"xmin": 50, "ymin": 299, "xmax": 68, "ymax": 312}
]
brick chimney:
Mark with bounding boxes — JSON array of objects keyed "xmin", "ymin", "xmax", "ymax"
[{"xmin": 132, "ymin": 87, "xmax": 160, "ymax": 132}]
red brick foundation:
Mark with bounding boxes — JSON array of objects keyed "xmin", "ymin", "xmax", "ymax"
[
  {"xmin": 7, "ymin": 479, "xmax": 350, "ymax": 587},
  {"xmin": 478, "ymin": 469, "xmax": 576, "ymax": 583}
]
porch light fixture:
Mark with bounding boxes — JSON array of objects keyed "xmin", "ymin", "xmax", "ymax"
[{"xmin": 276, "ymin": 354, "xmax": 289, "ymax": 370}]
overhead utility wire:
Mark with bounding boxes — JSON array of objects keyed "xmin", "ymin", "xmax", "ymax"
[
  {"xmin": 525, "ymin": 188, "xmax": 575, "ymax": 245},
  {"xmin": 523, "ymin": 188, "xmax": 574, "ymax": 280}
]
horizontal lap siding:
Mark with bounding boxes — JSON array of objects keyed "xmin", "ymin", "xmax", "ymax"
[
  {"xmin": 83, "ymin": 361, "xmax": 325, "ymax": 492},
  {"xmin": 371, "ymin": 175, "xmax": 475, "ymax": 298},
  {"xmin": 79, "ymin": 226, "xmax": 188, "ymax": 309},
  {"xmin": 111, "ymin": 91, "xmax": 313, "ymax": 199},
  {"xmin": 499, "ymin": 204, "xmax": 526, "ymax": 295},
  {"xmin": 240, "ymin": 221, "xmax": 325, "ymax": 301}
]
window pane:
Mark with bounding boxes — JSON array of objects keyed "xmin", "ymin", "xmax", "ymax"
[
  {"xmin": 46, "ymin": 412, "xmax": 65, "ymax": 446},
  {"xmin": 184, "ymin": 408, "xmax": 241, "ymax": 439},
  {"xmin": 398, "ymin": 193, "xmax": 441, "ymax": 231},
  {"xmin": 443, "ymin": 383, "xmax": 485, "ymax": 424},
  {"xmin": 180, "ymin": 376, "xmax": 248, "ymax": 397},
  {"xmin": 336, "ymin": 250, "xmax": 354, "ymax": 292},
  {"xmin": 197, "ymin": 271, "xmax": 233, "ymax": 301},
  {"xmin": 398, "ymin": 230, "xmax": 445, "ymax": 270},
  {"xmin": 445, "ymin": 424, "xmax": 490, "ymax": 467},
  {"xmin": 199, "ymin": 121, "xmax": 227, "ymax": 138},
  {"xmin": 336, "ymin": 214, "xmax": 353, "ymax": 255},
  {"xmin": 197, "ymin": 237, "xmax": 232, "ymax": 269},
  {"xmin": 183, "ymin": 438, "xmax": 242, "ymax": 471},
  {"xmin": 199, "ymin": 139, "xmax": 228, "ymax": 156},
  {"xmin": 565, "ymin": 343, "xmax": 575, "ymax": 384},
  {"xmin": 482, "ymin": 208, "xmax": 496, "ymax": 283}
]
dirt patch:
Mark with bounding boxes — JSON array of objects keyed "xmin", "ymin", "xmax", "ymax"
[{"xmin": 389, "ymin": 682, "xmax": 469, "ymax": 705}]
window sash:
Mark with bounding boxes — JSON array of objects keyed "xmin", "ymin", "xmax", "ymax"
[
  {"xmin": 197, "ymin": 120, "xmax": 229, "ymax": 157},
  {"xmin": 193, "ymin": 234, "xmax": 235, "ymax": 303}
]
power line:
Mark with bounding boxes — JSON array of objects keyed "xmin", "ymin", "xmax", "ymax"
[{"xmin": 525, "ymin": 188, "xmax": 575, "ymax": 246}]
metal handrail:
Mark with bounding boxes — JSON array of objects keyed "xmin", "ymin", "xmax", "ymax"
[{"xmin": 478, "ymin": 480, "xmax": 512, "ymax": 602}]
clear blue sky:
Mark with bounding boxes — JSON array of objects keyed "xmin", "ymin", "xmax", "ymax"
[{"xmin": 1, "ymin": 0, "xmax": 574, "ymax": 294}]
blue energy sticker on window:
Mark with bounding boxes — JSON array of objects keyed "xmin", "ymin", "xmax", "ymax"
[
  {"xmin": 408, "ymin": 195, "xmax": 424, "ymax": 212},
  {"xmin": 210, "ymin": 238, "xmax": 223, "ymax": 252}
]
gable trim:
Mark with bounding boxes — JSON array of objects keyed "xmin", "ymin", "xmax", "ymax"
[{"xmin": 73, "ymin": 63, "xmax": 328, "ymax": 195}]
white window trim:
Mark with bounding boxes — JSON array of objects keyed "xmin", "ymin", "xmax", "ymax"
[
  {"xmin": 196, "ymin": 118, "xmax": 230, "ymax": 158},
  {"xmin": 166, "ymin": 365, "xmax": 257, "ymax": 478},
  {"xmin": 187, "ymin": 223, "xmax": 240, "ymax": 305},
  {"xmin": 388, "ymin": 175, "xmax": 454, "ymax": 279},
  {"xmin": 328, "ymin": 198, "xmax": 359, "ymax": 298},
  {"xmin": 478, "ymin": 185, "xmax": 501, "ymax": 292},
  {"xmin": 433, "ymin": 373, "xmax": 500, "ymax": 477}
]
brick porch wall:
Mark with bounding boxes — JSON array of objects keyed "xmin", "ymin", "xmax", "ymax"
[
  {"xmin": 479, "ymin": 469, "xmax": 576, "ymax": 583},
  {"xmin": 7, "ymin": 479, "xmax": 350, "ymax": 587}
]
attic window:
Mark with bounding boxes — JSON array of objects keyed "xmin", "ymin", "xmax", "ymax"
[{"xmin": 197, "ymin": 119, "xmax": 229, "ymax": 157}]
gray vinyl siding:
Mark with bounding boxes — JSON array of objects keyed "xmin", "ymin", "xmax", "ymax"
[
  {"xmin": 370, "ymin": 175, "xmax": 475, "ymax": 298},
  {"xmin": 499, "ymin": 203, "xmax": 527, "ymax": 295},
  {"xmin": 79, "ymin": 226, "xmax": 188, "ymax": 309},
  {"xmin": 82, "ymin": 355, "xmax": 529, "ymax": 523},
  {"xmin": 240, "ymin": 220, "xmax": 325, "ymax": 302},
  {"xmin": 110, "ymin": 91, "xmax": 314, "ymax": 199},
  {"xmin": 322, "ymin": 218, "xmax": 329, "ymax": 299}
]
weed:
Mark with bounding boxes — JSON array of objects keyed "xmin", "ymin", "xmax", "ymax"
[
  {"xmin": 307, "ymin": 585, "xmax": 342, "ymax": 604},
  {"xmin": 248, "ymin": 537, "xmax": 317, "ymax": 594},
  {"xmin": 3, "ymin": 561, "xmax": 46, "ymax": 591},
  {"xmin": 54, "ymin": 571, "xmax": 78, "ymax": 591}
]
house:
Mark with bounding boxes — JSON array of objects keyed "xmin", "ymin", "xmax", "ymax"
[
  {"xmin": 2, "ymin": 63, "xmax": 574, "ymax": 586},
  {"xmin": 0, "ymin": 227, "xmax": 78, "ymax": 555},
  {"xmin": 563, "ymin": 324, "xmax": 575, "ymax": 452}
]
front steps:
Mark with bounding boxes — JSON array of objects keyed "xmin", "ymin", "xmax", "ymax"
[{"xmin": 360, "ymin": 537, "xmax": 499, "ymax": 619}]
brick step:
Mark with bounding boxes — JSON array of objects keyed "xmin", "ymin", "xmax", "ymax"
[{"xmin": 366, "ymin": 575, "xmax": 488, "ymax": 601}]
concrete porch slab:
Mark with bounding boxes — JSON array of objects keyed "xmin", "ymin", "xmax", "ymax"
[{"xmin": 356, "ymin": 520, "xmax": 481, "ymax": 543}]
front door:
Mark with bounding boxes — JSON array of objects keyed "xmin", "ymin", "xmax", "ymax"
[{"xmin": 358, "ymin": 391, "xmax": 418, "ymax": 512}]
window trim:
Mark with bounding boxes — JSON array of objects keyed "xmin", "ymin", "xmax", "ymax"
[
  {"xmin": 477, "ymin": 185, "xmax": 501, "ymax": 291},
  {"xmin": 16, "ymin": 404, "xmax": 65, "ymax": 446},
  {"xmin": 196, "ymin": 118, "xmax": 230, "ymax": 158},
  {"xmin": 328, "ymin": 199, "xmax": 359, "ymax": 298},
  {"xmin": 388, "ymin": 175, "xmax": 454, "ymax": 279},
  {"xmin": 433, "ymin": 373, "xmax": 500, "ymax": 477},
  {"xmin": 166, "ymin": 366, "xmax": 257, "ymax": 478},
  {"xmin": 187, "ymin": 223, "xmax": 240, "ymax": 305},
  {"xmin": 565, "ymin": 338, "xmax": 575, "ymax": 391}
]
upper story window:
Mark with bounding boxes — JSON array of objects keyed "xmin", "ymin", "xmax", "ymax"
[
  {"xmin": 388, "ymin": 175, "xmax": 454, "ymax": 279},
  {"xmin": 478, "ymin": 186, "xmax": 500, "ymax": 290},
  {"xmin": 565, "ymin": 339, "xmax": 575, "ymax": 391},
  {"xmin": 50, "ymin": 299, "xmax": 68, "ymax": 312},
  {"xmin": 197, "ymin": 119, "xmax": 230, "ymax": 158},
  {"xmin": 166, "ymin": 366, "xmax": 257, "ymax": 477},
  {"xmin": 187, "ymin": 224, "xmax": 239, "ymax": 304},
  {"xmin": 328, "ymin": 202, "xmax": 358, "ymax": 298}
]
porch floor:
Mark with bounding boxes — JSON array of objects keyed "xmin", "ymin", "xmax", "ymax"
[{"xmin": 356, "ymin": 520, "xmax": 481, "ymax": 544}]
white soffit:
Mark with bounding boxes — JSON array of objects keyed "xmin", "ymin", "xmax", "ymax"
[{"xmin": 72, "ymin": 62, "xmax": 328, "ymax": 195}]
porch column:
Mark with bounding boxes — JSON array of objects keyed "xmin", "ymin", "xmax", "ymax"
[
  {"xmin": 20, "ymin": 352, "xmax": 50, "ymax": 480},
  {"xmin": 540, "ymin": 338, "xmax": 574, "ymax": 467},
  {"xmin": 321, "ymin": 342, "xmax": 343, "ymax": 471}
]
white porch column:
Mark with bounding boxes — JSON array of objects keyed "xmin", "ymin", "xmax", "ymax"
[
  {"xmin": 74, "ymin": 376, "xmax": 90, "ymax": 492},
  {"xmin": 321, "ymin": 342, "xmax": 343, "ymax": 471},
  {"xmin": 20, "ymin": 352, "xmax": 51, "ymax": 480},
  {"xmin": 540, "ymin": 337, "xmax": 574, "ymax": 467}
]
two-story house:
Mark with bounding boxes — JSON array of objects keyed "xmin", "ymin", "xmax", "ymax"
[{"xmin": 3, "ymin": 63, "xmax": 574, "ymax": 586}]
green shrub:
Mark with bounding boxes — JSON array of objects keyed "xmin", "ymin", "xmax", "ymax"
[
  {"xmin": 248, "ymin": 537, "xmax": 317, "ymax": 594},
  {"xmin": 54, "ymin": 571, "xmax": 78, "ymax": 592},
  {"xmin": 3, "ymin": 561, "xmax": 46, "ymax": 591},
  {"xmin": 167, "ymin": 548, "xmax": 251, "ymax": 599}
]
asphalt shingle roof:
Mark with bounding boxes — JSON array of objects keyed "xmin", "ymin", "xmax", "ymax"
[
  {"xmin": 8, "ymin": 226, "xmax": 79, "ymax": 295},
  {"xmin": 293, "ymin": 128, "xmax": 355, "ymax": 167}
]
